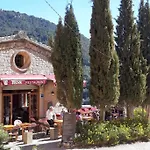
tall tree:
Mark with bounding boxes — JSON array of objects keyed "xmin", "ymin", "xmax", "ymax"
[
  {"xmin": 51, "ymin": 5, "xmax": 83, "ymax": 110},
  {"xmin": 115, "ymin": 0, "xmax": 147, "ymax": 118},
  {"xmin": 62, "ymin": 4, "xmax": 83, "ymax": 110},
  {"xmin": 51, "ymin": 18, "xmax": 68, "ymax": 106},
  {"xmin": 89, "ymin": 0, "xmax": 120, "ymax": 120},
  {"xmin": 137, "ymin": 0, "xmax": 150, "ymax": 105}
]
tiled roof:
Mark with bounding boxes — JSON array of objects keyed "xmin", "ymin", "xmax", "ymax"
[{"xmin": 0, "ymin": 31, "xmax": 51, "ymax": 51}]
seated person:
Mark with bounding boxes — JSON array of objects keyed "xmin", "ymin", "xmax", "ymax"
[
  {"xmin": 46, "ymin": 106, "xmax": 56, "ymax": 127},
  {"xmin": 76, "ymin": 111, "xmax": 82, "ymax": 121},
  {"xmin": 14, "ymin": 119, "xmax": 22, "ymax": 126}
]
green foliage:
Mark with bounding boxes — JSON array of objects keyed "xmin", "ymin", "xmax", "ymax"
[
  {"xmin": 133, "ymin": 107, "xmax": 147, "ymax": 119},
  {"xmin": 117, "ymin": 124, "xmax": 130, "ymax": 143},
  {"xmin": 115, "ymin": 0, "xmax": 147, "ymax": 112},
  {"xmin": 51, "ymin": 19, "xmax": 68, "ymax": 106},
  {"xmin": 0, "ymin": 10, "xmax": 56, "ymax": 44},
  {"xmin": 63, "ymin": 4, "xmax": 83, "ymax": 109},
  {"xmin": 74, "ymin": 119, "xmax": 150, "ymax": 148},
  {"xmin": 51, "ymin": 4, "xmax": 83, "ymax": 109},
  {"xmin": 0, "ymin": 125, "xmax": 9, "ymax": 150},
  {"xmin": 89, "ymin": 0, "xmax": 120, "ymax": 119},
  {"xmin": 137, "ymin": 0, "xmax": 150, "ymax": 104}
]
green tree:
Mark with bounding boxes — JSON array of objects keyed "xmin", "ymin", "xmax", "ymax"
[
  {"xmin": 62, "ymin": 4, "xmax": 83, "ymax": 110},
  {"xmin": 51, "ymin": 18, "xmax": 68, "ymax": 106},
  {"xmin": 115, "ymin": 0, "xmax": 147, "ymax": 118},
  {"xmin": 51, "ymin": 8, "xmax": 83, "ymax": 141},
  {"xmin": 51, "ymin": 5, "xmax": 83, "ymax": 110},
  {"xmin": 137, "ymin": 0, "xmax": 150, "ymax": 105},
  {"xmin": 89, "ymin": 0, "xmax": 120, "ymax": 120}
]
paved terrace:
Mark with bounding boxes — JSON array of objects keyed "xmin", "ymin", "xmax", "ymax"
[
  {"xmin": 4, "ymin": 136, "xmax": 64, "ymax": 150},
  {"xmin": 4, "ymin": 136, "xmax": 150, "ymax": 150}
]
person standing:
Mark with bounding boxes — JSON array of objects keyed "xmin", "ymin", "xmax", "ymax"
[{"xmin": 46, "ymin": 106, "xmax": 56, "ymax": 127}]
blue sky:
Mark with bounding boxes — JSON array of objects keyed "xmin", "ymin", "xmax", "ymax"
[{"xmin": 0, "ymin": 0, "xmax": 141, "ymax": 38}]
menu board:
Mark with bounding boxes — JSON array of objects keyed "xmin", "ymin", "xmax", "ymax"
[{"xmin": 62, "ymin": 112, "xmax": 76, "ymax": 142}]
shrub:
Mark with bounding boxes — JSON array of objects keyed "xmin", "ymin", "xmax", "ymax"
[
  {"xmin": 117, "ymin": 124, "xmax": 130, "ymax": 143},
  {"xmin": 0, "ymin": 125, "xmax": 9, "ymax": 150},
  {"xmin": 130, "ymin": 122, "xmax": 145, "ymax": 141},
  {"xmin": 107, "ymin": 124, "xmax": 119, "ymax": 146},
  {"xmin": 134, "ymin": 107, "xmax": 147, "ymax": 120},
  {"xmin": 74, "ymin": 118, "xmax": 150, "ymax": 148}
]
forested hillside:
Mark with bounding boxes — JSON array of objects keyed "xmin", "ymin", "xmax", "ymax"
[{"xmin": 0, "ymin": 10, "xmax": 90, "ymax": 78}]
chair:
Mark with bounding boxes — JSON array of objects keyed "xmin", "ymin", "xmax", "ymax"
[
  {"xmin": 30, "ymin": 117, "xmax": 36, "ymax": 123},
  {"xmin": 8, "ymin": 125, "xmax": 20, "ymax": 141},
  {"xmin": 37, "ymin": 118, "xmax": 50, "ymax": 135},
  {"xmin": 38, "ymin": 119, "xmax": 50, "ymax": 131},
  {"xmin": 27, "ymin": 123, "xmax": 38, "ymax": 133}
]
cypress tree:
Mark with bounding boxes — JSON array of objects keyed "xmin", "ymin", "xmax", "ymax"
[
  {"xmin": 51, "ymin": 18, "xmax": 68, "ymax": 106},
  {"xmin": 116, "ymin": 0, "xmax": 147, "ymax": 118},
  {"xmin": 89, "ymin": 0, "xmax": 120, "ymax": 120},
  {"xmin": 137, "ymin": 0, "xmax": 145, "ymax": 48},
  {"xmin": 51, "ymin": 5, "xmax": 83, "ymax": 110},
  {"xmin": 63, "ymin": 4, "xmax": 83, "ymax": 110},
  {"xmin": 137, "ymin": 0, "xmax": 150, "ymax": 105}
]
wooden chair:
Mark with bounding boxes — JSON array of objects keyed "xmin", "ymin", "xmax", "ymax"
[
  {"xmin": 30, "ymin": 117, "xmax": 36, "ymax": 123},
  {"xmin": 38, "ymin": 118, "xmax": 50, "ymax": 132},
  {"xmin": 27, "ymin": 123, "xmax": 38, "ymax": 133},
  {"xmin": 8, "ymin": 125, "xmax": 20, "ymax": 141}
]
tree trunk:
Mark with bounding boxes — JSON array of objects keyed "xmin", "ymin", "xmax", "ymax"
[
  {"xmin": 123, "ymin": 106, "xmax": 127, "ymax": 118},
  {"xmin": 141, "ymin": 105, "xmax": 145, "ymax": 118},
  {"xmin": 99, "ymin": 106, "xmax": 105, "ymax": 121},
  {"xmin": 148, "ymin": 105, "xmax": 150, "ymax": 123},
  {"xmin": 127, "ymin": 104, "xmax": 134, "ymax": 119},
  {"xmin": 145, "ymin": 105, "xmax": 150, "ymax": 122}
]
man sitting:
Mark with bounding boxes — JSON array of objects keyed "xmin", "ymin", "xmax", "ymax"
[{"xmin": 46, "ymin": 106, "xmax": 56, "ymax": 127}]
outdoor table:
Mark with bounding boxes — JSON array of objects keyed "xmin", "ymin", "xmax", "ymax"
[
  {"xmin": 19, "ymin": 123, "xmax": 31, "ymax": 133},
  {"xmin": 19, "ymin": 123, "xmax": 31, "ymax": 127},
  {"xmin": 54, "ymin": 119, "xmax": 63, "ymax": 136},
  {"xmin": 3, "ymin": 125, "xmax": 19, "ymax": 141},
  {"xmin": 3, "ymin": 125, "xmax": 14, "ymax": 131},
  {"xmin": 82, "ymin": 116, "xmax": 93, "ymax": 121}
]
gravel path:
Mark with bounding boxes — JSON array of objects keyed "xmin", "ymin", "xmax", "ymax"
[
  {"xmin": 73, "ymin": 142, "xmax": 150, "ymax": 150},
  {"xmin": 7, "ymin": 139, "xmax": 150, "ymax": 150}
]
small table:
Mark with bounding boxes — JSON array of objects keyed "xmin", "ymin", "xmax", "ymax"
[
  {"xmin": 3, "ymin": 125, "xmax": 19, "ymax": 141},
  {"xmin": 54, "ymin": 120, "xmax": 63, "ymax": 136},
  {"xmin": 3, "ymin": 125, "xmax": 14, "ymax": 131},
  {"xmin": 82, "ymin": 116, "xmax": 93, "ymax": 121},
  {"xmin": 19, "ymin": 123, "xmax": 31, "ymax": 127}
]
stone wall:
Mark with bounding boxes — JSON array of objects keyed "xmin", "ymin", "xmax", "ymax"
[{"xmin": 0, "ymin": 41, "xmax": 53, "ymax": 75}]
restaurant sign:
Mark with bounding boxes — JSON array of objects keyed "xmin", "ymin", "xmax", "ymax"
[{"xmin": 2, "ymin": 80, "xmax": 46, "ymax": 85}]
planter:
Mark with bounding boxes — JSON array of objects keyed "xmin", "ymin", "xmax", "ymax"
[
  {"xmin": 23, "ymin": 131, "xmax": 33, "ymax": 144},
  {"xmin": 50, "ymin": 127, "xmax": 58, "ymax": 140}
]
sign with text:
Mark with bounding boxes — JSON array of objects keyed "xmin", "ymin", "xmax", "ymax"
[
  {"xmin": 62, "ymin": 112, "xmax": 76, "ymax": 142},
  {"xmin": 2, "ymin": 80, "xmax": 46, "ymax": 85}
]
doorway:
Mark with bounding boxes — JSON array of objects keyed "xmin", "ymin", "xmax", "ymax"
[
  {"xmin": 3, "ymin": 90, "xmax": 38, "ymax": 125},
  {"xmin": 3, "ymin": 94, "xmax": 12, "ymax": 125}
]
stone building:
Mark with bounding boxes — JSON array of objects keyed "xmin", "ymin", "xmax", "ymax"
[{"xmin": 0, "ymin": 31, "xmax": 57, "ymax": 125}]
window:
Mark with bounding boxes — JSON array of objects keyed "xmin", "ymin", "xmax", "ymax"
[
  {"xmin": 11, "ymin": 50, "xmax": 31, "ymax": 73},
  {"xmin": 15, "ymin": 54, "xmax": 24, "ymax": 68}
]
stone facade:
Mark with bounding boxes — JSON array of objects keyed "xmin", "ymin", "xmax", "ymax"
[{"xmin": 0, "ymin": 35, "xmax": 53, "ymax": 75}]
